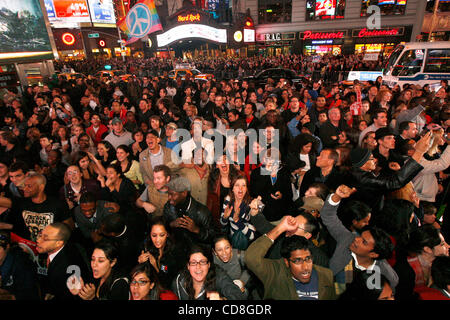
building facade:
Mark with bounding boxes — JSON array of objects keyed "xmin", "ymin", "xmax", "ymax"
[{"xmin": 241, "ymin": 0, "xmax": 426, "ymax": 57}]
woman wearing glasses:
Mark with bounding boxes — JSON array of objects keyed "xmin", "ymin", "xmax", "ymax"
[
  {"xmin": 129, "ymin": 263, "xmax": 178, "ymax": 300},
  {"xmin": 172, "ymin": 245, "xmax": 247, "ymax": 300},
  {"xmin": 69, "ymin": 239, "xmax": 130, "ymax": 300}
]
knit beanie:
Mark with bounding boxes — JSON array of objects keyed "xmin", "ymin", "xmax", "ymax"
[{"xmin": 350, "ymin": 148, "xmax": 372, "ymax": 168}]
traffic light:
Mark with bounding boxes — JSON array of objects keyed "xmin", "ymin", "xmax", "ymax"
[
  {"xmin": 245, "ymin": 17, "xmax": 254, "ymax": 28},
  {"xmin": 98, "ymin": 38, "xmax": 106, "ymax": 48}
]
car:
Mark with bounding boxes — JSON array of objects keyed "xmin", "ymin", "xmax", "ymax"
[
  {"xmin": 56, "ymin": 72, "xmax": 87, "ymax": 81},
  {"xmin": 168, "ymin": 67, "xmax": 214, "ymax": 81},
  {"xmin": 243, "ymin": 68, "xmax": 308, "ymax": 87},
  {"xmin": 95, "ymin": 70, "xmax": 133, "ymax": 82}
]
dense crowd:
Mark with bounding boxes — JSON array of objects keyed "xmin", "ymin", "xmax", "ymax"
[
  {"xmin": 54, "ymin": 53, "xmax": 382, "ymax": 82},
  {"xmin": 0, "ymin": 55, "xmax": 449, "ymax": 301}
]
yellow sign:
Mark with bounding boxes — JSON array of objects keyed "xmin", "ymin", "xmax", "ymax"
[{"xmin": 234, "ymin": 31, "xmax": 243, "ymax": 42}]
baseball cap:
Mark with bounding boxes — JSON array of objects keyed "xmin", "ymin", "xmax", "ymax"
[
  {"xmin": 111, "ymin": 117, "xmax": 122, "ymax": 125},
  {"xmin": 300, "ymin": 196, "xmax": 325, "ymax": 213},
  {"xmin": 165, "ymin": 175, "xmax": 191, "ymax": 192},
  {"xmin": 166, "ymin": 122, "xmax": 178, "ymax": 130}
]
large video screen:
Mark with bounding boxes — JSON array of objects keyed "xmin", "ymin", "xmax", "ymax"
[
  {"xmin": 361, "ymin": 0, "xmax": 408, "ymax": 16},
  {"xmin": 44, "ymin": 0, "xmax": 91, "ymax": 24},
  {"xmin": 0, "ymin": 0, "xmax": 53, "ymax": 62},
  {"xmin": 88, "ymin": 0, "xmax": 116, "ymax": 24},
  {"xmin": 306, "ymin": 0, "xmax": 345, "ymax": 20}
]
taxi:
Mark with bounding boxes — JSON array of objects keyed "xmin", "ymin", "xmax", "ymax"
[
  {"xmin": 95, "ymin": 70, "xmax": 133, "ymax": 82},
  {"xmin": 168, "ymin": 64, "xmax": 214, "ymax": 81},
  {"xmin": 57, "ymin": 72, "xmax": 87, "ymax": 81}
]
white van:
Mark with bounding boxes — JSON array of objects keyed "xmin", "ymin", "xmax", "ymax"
[{"xmin": 382, "ymin": 41, "xmax": 450, "ymax": 89}]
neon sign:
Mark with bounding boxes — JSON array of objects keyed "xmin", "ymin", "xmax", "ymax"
[
  {"xmin": 357, "ymin": 28, "xmax": 399, "ymax": 37},
  {"xmin": 62, "ymin": 32, "xmax": 76, "ymax": 45},
  {"xmin": 302, "ymin": 30, "xmax": 345, "ymax": 40},
  {"xmin": 177, "ymin": 13, "xmax": 201, "ymax": 22}
]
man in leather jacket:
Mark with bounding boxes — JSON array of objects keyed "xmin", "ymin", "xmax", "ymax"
[
  {"xmin": 346, "ymin": 131, "xmax": 432, "ymax": 214},
  {"xmin": 163, "ymin": 175, "xmax": 215, "ymax": 247}
]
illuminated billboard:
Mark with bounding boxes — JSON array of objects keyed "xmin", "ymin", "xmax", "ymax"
[
  {"xmin": 244, "ymin": 29, "xmax": 255, "ymax": 43},
  {"xmin": 306, "ymin": 0, "xmax": 345, "ymax": 20},
  {"xmin": 157, "ymin": 24, "xmax": 227, "ymax": 47},
  {"xmin": 0, "ymin": 0, "xmax": 54, "ymax": 63},
  {"xmin": 44, "ymin": 0, "xmax": 91, "ymax": 25},
  {"xmin": 87, "ymin": 0, "xmax": 116, "ymax": 24}
]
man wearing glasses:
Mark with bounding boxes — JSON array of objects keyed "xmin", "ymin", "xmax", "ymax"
[
  {"xmin": 36, "ymin": 222, "xmax": 91, "ymax": 300},
  {"xmin": 245, "ymin": 215, "xmax": 336, "ymax": 300}
]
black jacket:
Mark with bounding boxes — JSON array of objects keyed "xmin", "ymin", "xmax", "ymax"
[
  {"xmin": 43, "ymin": 242, "xmax": 92, "ymax": 300},
  {"xmin": 163, "ymin": 195, "xmax": 215, "ymax": 246},
  {"xmin": 347, "ymin": 158, "xmax": 423, "ymax": 212},
  {"xmin": 300, "ymin": 166, "xmax": 345, "ymax": 198},
  {"xmin": 249, "ymin": 166, "xmax": 293, "ymax": 222},
  {"xmin": 171, "ymin": 266, "xmax": 248, "ymax": 300}
]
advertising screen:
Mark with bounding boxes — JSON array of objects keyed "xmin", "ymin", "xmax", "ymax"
[
  {"xmin": 0, "ymin": 0, "xmax": 53, "ymax": 62},
  {"xmin": 157, "ymin": 24, "xmax": 227, "ymax": 47},
  {"xmin": 44, "ymin": 0, "xmax": 91, "ymax": 23},
  {"xmin": 87, "ymin": 0, "xmax": 116, "ymax": 24},
  {"xmin": 307, "ymin": 0, "xmax": 345, "ymax": 20},
  {"xmin": 244, "ymin": 29, "xmax": 255, "ymax": 43},
  {"xmin": 315, "ymin": 0, "xmax": 336, "ymax": 18}
]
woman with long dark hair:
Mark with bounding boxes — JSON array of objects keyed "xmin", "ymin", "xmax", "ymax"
[
  {"xmin": 96, "ymin": 140, "xmax": 116, "ymax": 168},
  {"xmin": 111, "ymin": 144, "xmax": 144, "ymax": 190},
  {"xmin": 129, "ymin": 263, "xmax": 178, "ymax": 300},
  {"xmin": 69, "ymin": 239, "xmax": 129, "ymax": 300},
  {"xmin": 97, "ymin": 162, "xmax": 137, "ymax": 211},
  {"xmin": 137, "ymin": 216, "xmax": 186, "ymax": 290},
  {"xmin": 207, "ymin": 154, "xmax": 243, "ymax": 230},
  {"xmin": 171, "ymin": 245, "xmax": 247, "ymax": 300},
  {"xmin": 220, "ymin": 174, "xmax": 257, "ymax": 250}
]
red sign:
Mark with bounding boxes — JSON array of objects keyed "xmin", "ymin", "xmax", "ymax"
[
  {"xmin": 62, "ymin": 32, "xmax": 76, "ymax": 45},
  {"xmin": 53, "ymin": 0, "xmax": 90, "ymax": 19},
  {"xmin": 357, "ymin": 28, "xmax": 399, "ymax": 38},
  {"xmin": 302, "ymin": 30, "xmax": 345, "ymax": 40},
  {"xmin": 177, "ymin": 13, "xmax": 201, "ymax": 23}
]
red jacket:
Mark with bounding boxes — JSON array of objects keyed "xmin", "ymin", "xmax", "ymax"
[{"xmin": 86, "ymin": 124, "xmax": 109, "ymax": 146}]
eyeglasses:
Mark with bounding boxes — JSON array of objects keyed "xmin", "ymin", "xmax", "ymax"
[
  {"xmin": 130, "ymin": 280, "xmax": 150, "ymax": 287},
  {"xmin": 188, "ymin": 260, "xmax": 209, "ymax": 267},
  {"xmin": 289, "ymin": 256, "xmax": 313, "ymax": 265},
  {"xmin": 297, "ymin": 225, "xmax": 309, "ymax": 232},
  {"xmin": 36, "ymin": 233, "xmax": 61, "ymax": 242}
]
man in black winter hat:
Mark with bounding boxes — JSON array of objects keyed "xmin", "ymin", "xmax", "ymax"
[
  {"xmin": 346, "ymin": 132, "xmax": 430, "ymax": 213},
  {"xmin": 372, "ymin": 127, "xmax": 403, "ymax": 174}
]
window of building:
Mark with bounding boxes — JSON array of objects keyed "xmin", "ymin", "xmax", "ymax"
[
  {"xmin": 361, "ymin": 0, "xmax": 407, "ymax": 16},
  {"xmin": 426, "ymin": 0, "xmax": 450, "ymax": 13},
  {"xmin": 258, "ymin": 0, "xmax": 292, "ymax": 24},
  {"xmin": 424, "ymin": 49, "xmax": 450, "ymax": 73},
  {"xmin": 306, "ymin": 0, "xmax": 346, "ymax": 20}
]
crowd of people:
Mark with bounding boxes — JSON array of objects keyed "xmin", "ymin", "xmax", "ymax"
[
  {"xmin": 0, "ymin": 53, "xmax": 449, "ymax": 301},
  {"xmin": 54, "ymin": 53, "xmax": 382, "ymax": 83}
]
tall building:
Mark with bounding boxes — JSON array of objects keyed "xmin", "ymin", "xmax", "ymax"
[{"xmin": 238, "ymin": 0, "xmax": 426, "ymax": 56}]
